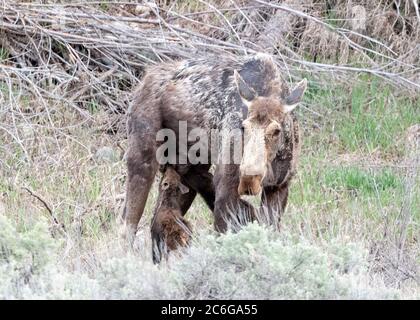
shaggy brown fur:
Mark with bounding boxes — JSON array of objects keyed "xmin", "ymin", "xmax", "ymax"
[
  {"xmin": 151, "ymin": 167, "xmax": 193, "ymax": 264},
  {"xmin": 123, "ymin": 53, "xmax": 306, "ymax": 242}
]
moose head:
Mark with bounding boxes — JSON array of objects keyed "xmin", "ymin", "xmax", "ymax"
[{"xmin": 234, "ymin": 70, "xmax": 307, "ymax": 196}]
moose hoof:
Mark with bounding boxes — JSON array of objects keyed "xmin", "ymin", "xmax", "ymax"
[{"xmin": 118, "ymin": 222, "xmax": 137, "ymax": 247}]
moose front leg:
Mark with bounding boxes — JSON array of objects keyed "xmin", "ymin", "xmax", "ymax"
[
  {"xmin": 213, "ymin": 164, "xmax": 256, "ymax": 233},
  {"xmin": 261, "ymin": 183, "xmax": 290, "ymax": 227},
  {"xmin": 122, "ymin": 115, "xmax": 161, "ymax": 244}
]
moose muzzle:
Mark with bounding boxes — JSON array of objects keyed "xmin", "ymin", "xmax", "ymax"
[
  {"xmin": 238, "ymin": 174, "xmax": 263, "ymax": 196},
  {"xmin": 238, "ymin": 125, "xmax": 266, "ymax": 196}
]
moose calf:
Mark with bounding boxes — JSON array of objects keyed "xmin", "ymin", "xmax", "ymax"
[{"xmin": 151, "ymin": 167, "xmax": 193, "ymax": 263}]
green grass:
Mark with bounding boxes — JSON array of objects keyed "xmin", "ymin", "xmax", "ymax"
[
  {"xmin": 287, "ymin": 75, "xmax": 419, "ymax": 244},
  {"xmin": 291, "ymin": 161, "xmax": 403, "ymax": 202},
  {"xmin": 99, "ymin": 2, "xmax": 110, "ymax": 12},
  {"xmin": 302, "ymin": 76, "xmax": 419, "ymax": 157},
  {"xmin": 88, "ymin": 100, "xmax": 100, "ymax": 114},
  {"xmin": 0, "ymin": 47, "xmax": 8, "ymax": 61},
  {"xmin": 324, "ymin": 8, "xmax": 344, "ymax": 29},
  {"xmin": 338, "ymin": 79, "xmax": 418, "ymax": 155},
  {"xmin": 324, "ymin": 167, "xmax": 401, "ymax": 194}
]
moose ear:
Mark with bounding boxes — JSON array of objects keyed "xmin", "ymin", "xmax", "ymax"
[
  {"xmin": 178, "ymin": 182, "xmax": 189, "ymax": 194},
  {"xmin": 234, "ymin": 70, "xmax": 256, "ymax": 107},
  {"xmin": 282, "ymin": 78, "xmax": 307, "ymax": 113}
]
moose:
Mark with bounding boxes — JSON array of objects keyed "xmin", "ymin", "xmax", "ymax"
[
  {"xmin": 122, "ymin": 53, "xmax": 306, "ymax": 259},
  {"xmin": 151, "ymin": 166, "xmax": 193, "ymax": 263}
]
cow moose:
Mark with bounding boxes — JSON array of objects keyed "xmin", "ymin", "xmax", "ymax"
[{"xmin": 122, "ymin": 53, "xmax": 306, "ymax": 247}]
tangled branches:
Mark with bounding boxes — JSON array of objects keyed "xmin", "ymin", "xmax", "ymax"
[{"xmin": 0, "ymin": 0, "xmax": 419, "ymax": 119}]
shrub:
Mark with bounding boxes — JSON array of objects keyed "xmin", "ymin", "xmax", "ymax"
[
  {"xmin": 0, "ymin": 216, "xmax": 408, "ymax": 299},
  {"xmin": 0, "ymin": 215, "xmax": 58, "ymax": 299},
  {"xmin": 173, "ymin": 223, "xmax": 399, "ymax": 299}
]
